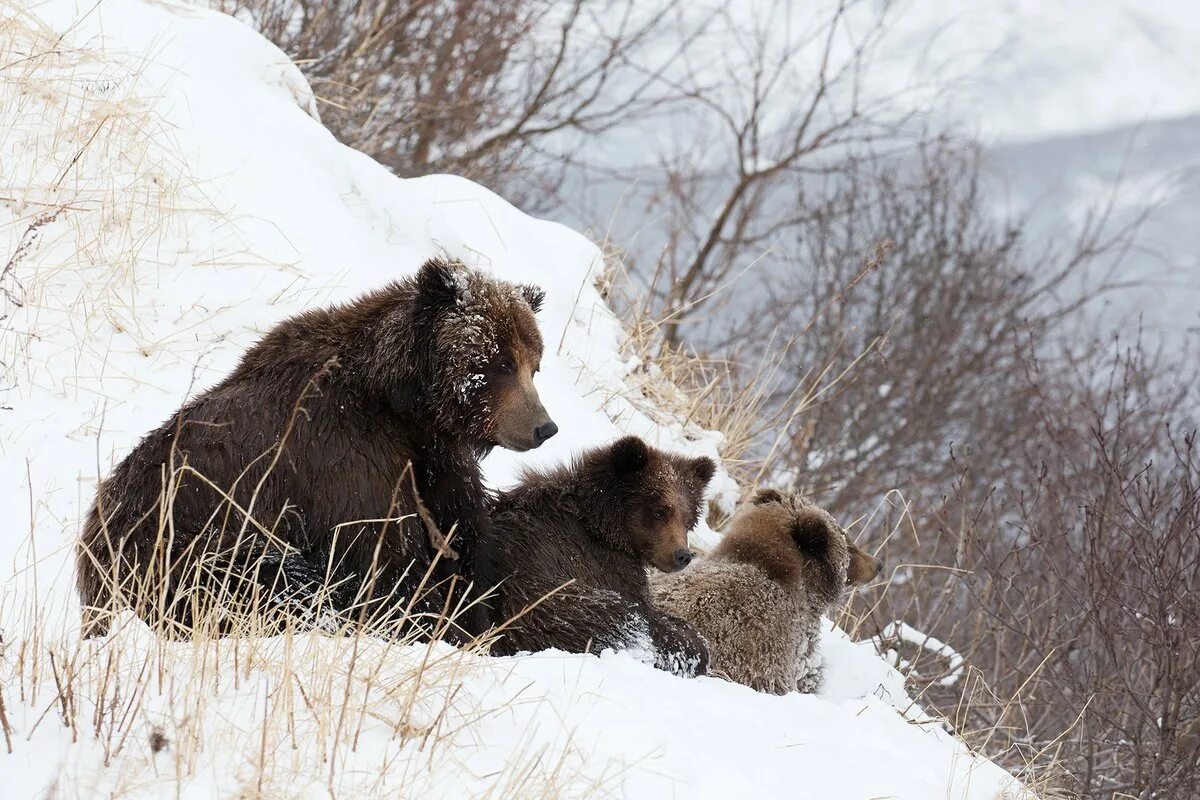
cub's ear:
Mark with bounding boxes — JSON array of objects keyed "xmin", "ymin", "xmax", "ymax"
[
  {"xmin": 751, "ymin": 488, "xmax": 785, "ymax": 505},
  {"xmin": 608, "ymin": 435, "xmax": 651, "ymax": 477},
  {"xmin": 791, "ymin": 509, "xmax": 833, "ymax": 558},
  {"xmin": 519, "ymin": 283, "xmax": 545, "ymax": 314},
  {"xmin": 690, "ymin": 456, "xmax": 716, "ymax": 490},
  {"xmin": 416, "ymin": 257, "xmax": 463, "ymax": 306}
]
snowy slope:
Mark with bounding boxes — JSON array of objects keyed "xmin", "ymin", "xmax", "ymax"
[{"xmin": 0, "ymin": 1, "xmax": 1024, "ymax": 797}]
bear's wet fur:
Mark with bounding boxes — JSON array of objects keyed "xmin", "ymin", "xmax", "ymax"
[
  {"xmin": 651, "ymin": 489, "xmax": 882, "ymax": 693},
  {"xmin": 76, "ymin": 257, "xmax": 555, "ymax": 641},
  {"xmin": 482, "ymin": 436, "xmax": 715, "ymax": 676}
]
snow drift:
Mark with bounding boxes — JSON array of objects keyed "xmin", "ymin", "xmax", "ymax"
[{"xmin": 0, "ymin": 1, "xmax": 1026, "ymax": 797}]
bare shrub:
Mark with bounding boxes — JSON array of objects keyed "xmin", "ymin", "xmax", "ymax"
[
  {"xmin": 856, "ymin": 341, "xmax": 1198, "ymax": 799},
  {"xmin": 216, "ymin": 0, "xmax": 691, "ymax": 203},
  {"xmin": 764, "ymin": 140, "xmax": 1146, "ymax": 512}
]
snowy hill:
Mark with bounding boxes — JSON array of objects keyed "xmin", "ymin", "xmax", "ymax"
[{"xmin": 0, "ymin": 1, "xmax": 1025, "ymax": 797}]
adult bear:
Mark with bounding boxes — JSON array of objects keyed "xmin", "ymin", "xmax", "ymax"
[{"xmin": 77, "ymin": 257, "xmax": 556, "ymax": 641}]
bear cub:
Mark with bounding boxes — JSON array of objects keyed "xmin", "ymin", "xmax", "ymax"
[
  {"xmin": 483, "ymin": 436, "xmax": 715, "ymax": 676},
  {"xmin": 650, "ymin": 489, "xmax": 881, "ymax": 694}
]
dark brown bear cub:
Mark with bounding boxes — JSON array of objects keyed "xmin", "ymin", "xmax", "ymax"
[
  {"xmin": 483, "ymin": 436, "xmax": 714, "ymax": 676},
  {"xmin": 77, "ymin": 257, "xmax": 555, "ymax": 641}
]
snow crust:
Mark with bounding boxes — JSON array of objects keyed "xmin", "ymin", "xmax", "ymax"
[{"xmin": 0, "ymin": 1, "xmax": 1025, "ymax": 797}]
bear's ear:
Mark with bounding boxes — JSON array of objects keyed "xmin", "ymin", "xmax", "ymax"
[
  {"xmin": 690, "ymin": 456, "xmax": 716, "ymax": 490},
  {"xmin": 791, "ymin": 510, "xmax": 833, "ymax": 558},
  {"xmin": 416, "ymin": 257, "xmax": 463, "ymax": 306},
  {"xmin": 608, "ymin": 435, "xmax": 651, "ymax": 477},
  {"xmin": 752, "ymin": 488, "xmax": 785, "ymax": 505},
  {"xmin": 519, "ymin": 283, "xmax": 545, "ymax": 314}
]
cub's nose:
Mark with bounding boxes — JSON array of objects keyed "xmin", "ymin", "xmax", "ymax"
[
  {"xmin": 875, "ymin": 558, "xmax": 885, "ymax": 577},
  {"xmin": 673, "ymin": 548, "xmax": 693, "ymax": 569},
  {"xmin": 533, "ymin": 420, "xmax": 559, "ymax": 446}
]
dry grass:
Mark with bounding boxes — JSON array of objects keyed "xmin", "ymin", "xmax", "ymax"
[
  {"xmin": 829, "ymin": 493, "xmax": 1076, "ymax": 799},
  {"xmin": 1, "ymin": 3, "xmax": 182, "ymax": 316},
  {"xmin": 2, "ymin": 590, "xmax": 604, "ymax": 797},
  {"xmin": 596, "ymin": 237, "xmax": 787, "ymax": 515},
  {"xmin": 5, "ymin": 418, "xmax": 607, "ymax": 797}
]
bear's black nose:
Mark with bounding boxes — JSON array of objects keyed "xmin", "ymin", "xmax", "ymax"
[
  {"xmin": 673, "ymin": 548, "xmax": 693, "ymax": 569},
  {"xmin": 875, "ymin": 559, "xmax": 885, "ymax": 577},
  {"xmin": 534, "ymin": 420, "xmax": 559, "ymax": 445}
]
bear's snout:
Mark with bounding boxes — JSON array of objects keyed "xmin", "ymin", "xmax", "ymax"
[
  {"xmin": 534, "ymin": 419, "xmax": 559, "ymax": 446},
  {"xmin": 846, "ymin": 541, "xmax": 883, "ymax": 587},
  {"xmin": 673, "ymin": 548, "xmax": 693, "ymax": 569},
  {"xmin": 493, "ymin": 375, "xmax": 557, "ymax": 452}
]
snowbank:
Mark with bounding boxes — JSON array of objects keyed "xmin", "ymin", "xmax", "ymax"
[{"xmin": 0, "ymin": 1, "xmax": 1026, "ymax": 797}]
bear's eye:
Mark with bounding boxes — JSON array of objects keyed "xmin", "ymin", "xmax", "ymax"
[
  {"xmin": 653, "ymin": 507, "xmax": 668, "ymax": 521},
  {"xmin": 497, "ymin": 357, "xmax": 515, "ymax": 375}
]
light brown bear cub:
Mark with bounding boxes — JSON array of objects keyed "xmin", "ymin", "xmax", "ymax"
[{"xmin": 650, "ymin": 489, "xmax": 880, "ymax": 694}]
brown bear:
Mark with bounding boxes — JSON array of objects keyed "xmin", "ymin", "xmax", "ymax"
[
  {"xmin": 76, "ymin": 257, "xmax": 556, "ymax": 641},
  {"xmin": 481, "ymin": 436, "xmax": 715, "ymax": 676},
  {"xmin": 650, "ymin": 488, "xmax": 881, "ymax": 694}
]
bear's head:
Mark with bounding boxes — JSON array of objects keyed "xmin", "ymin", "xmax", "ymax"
[
  {"xmin": 400, "ymin": 258, "xmax": 557, "ymax": 451},
  {"xmin": 574, "ymin": 436, "xmax": 716, "ymax": 573},
  {"xmin": 712, "ymin": 489, "xmax": 880, "ymax": 605}
]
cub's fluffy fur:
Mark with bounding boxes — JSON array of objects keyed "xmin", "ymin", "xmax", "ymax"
[
  {"xmin": 482, "ymin": 436, "xmax": 715, "ymax": 676},
  {"xmin": 650, "ymin": 489, "xmax": 880, "ymax": 694}
]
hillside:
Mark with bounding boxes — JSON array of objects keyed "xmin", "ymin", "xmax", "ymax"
[{"xmin": 0, "ymin": 1, "xmax": 1026, "ymax": 797}]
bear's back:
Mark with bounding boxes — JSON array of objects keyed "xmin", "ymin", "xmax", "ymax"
[
  {"xmin": 651, "ymin": 557, "xmax": 820, "ymax": 694},
  {"xmin": 490, "ymin": 501, "xmax": 647, "ymax": 608}
]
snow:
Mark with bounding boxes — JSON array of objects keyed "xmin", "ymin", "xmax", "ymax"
[
  {"xmin": 0, "ymin": 1, "xmax": 1024, "ymax": 797},
  {"xmin": 873, "ymin": 621, "xmax": 967, "ymax": 689}
]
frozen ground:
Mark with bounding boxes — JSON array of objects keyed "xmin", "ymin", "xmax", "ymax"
[{"xmin": 1, "ymin": 1, "xmax": 1025, "ymax": 797}]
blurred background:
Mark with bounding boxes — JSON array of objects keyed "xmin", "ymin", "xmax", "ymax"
[{"xmin": 215, "ymin": 1, "xmax": 1200, "ymax": 795}]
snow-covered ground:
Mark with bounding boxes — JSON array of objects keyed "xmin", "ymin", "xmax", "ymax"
[{"xmin": 1, "ymin": 1, "xmax": 1026, "ymax": 797}]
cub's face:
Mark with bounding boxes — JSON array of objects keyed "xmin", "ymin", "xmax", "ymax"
[
  {"xmin": 601, "ymin": 436, "xmax": 716, "ymax": 573},
  {"xmin": 626, "ymin": 486, "xmax": 697, "ymax": 573},
  {"xmin": 417, "ymin": 258, "xmax": 557, "ymax": 451}
]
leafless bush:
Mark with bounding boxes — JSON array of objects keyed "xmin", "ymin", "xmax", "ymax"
[
  {"xmin": 761, "ymin": 140, "xmax": 1147, "ymax": 511},
  {"xmin": 216, "ymin": 0, "xmax": 697, "ymax": 203},
  {"xmin": 852, "ymin": 341, "xmax": 1198, "ymax": 799}
]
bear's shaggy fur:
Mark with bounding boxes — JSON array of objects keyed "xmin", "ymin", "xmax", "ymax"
[
  {"xmin": 77, "ymin": 257, "xmax": 555, "ymax": 641},
  {"xmin": 650, "ymin": 489, "xmax": 881, "ymax": 694},
  {"xmin": 482, "ymin": 436, "xmax": 715, "ymax": 676}
]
